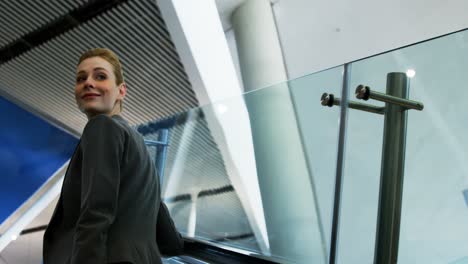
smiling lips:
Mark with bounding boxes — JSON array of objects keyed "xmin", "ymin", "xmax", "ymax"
[{"xmin": 82, "ymin": 93, "xmax": 100, "ymax": 99}]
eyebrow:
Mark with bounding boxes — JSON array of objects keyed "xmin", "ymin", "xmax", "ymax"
[{"xmin": 77, "ymin": 67, "xmax": 109, "ymax": 75}]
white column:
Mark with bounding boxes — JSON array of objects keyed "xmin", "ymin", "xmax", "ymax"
[
  {"xmin": 232, "ymin": 1, "xmax": 326, "ymax": 262},
  {"xmin": 231, "ymin": 0, "xmax": 287, "ymax": 90}
]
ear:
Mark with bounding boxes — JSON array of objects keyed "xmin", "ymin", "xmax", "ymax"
[{"xmin": 117, "ymin": 82, "xmax": 127, "ymax": 100}]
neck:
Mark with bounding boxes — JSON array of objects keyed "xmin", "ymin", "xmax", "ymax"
[
  {"xmin": 86, "ymin": 102, "xmax": 121, "ymax": 120},
  {"xmin": 109, "ymin": 102, "xmax": 121, "ymax": 117}
]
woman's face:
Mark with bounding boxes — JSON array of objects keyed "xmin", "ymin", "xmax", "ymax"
[{"xmin": 75, "ymin": 56, "xmax": 126, "ymax": 118}]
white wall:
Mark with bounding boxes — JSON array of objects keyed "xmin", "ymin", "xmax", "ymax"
[{"xmin": 261, "ymin": 0, "xmax": 468, "ymax": 80}]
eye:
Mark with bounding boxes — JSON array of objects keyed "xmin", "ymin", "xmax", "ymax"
[
  {"xmin": 76, "ymin": 76, "xmax": 86, "ymax": 83},
  {"xmin": 95, "ymin": 73, "xmax": 107, "ymax": 81}
]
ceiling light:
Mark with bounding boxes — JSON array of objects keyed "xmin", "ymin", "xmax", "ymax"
[{"xmin": 406, "ymin": 69, "xmax": 416, "ymax": 78}]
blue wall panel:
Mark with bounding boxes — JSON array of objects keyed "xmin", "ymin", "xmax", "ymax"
[{"xmin": 0, "ymin": 96, "xmax": 78, "ymax": 224}]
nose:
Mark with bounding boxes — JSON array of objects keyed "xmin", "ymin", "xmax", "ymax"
[{"xmin": 83, "ymin": 76, "xmax": 95, "ymax": 89}]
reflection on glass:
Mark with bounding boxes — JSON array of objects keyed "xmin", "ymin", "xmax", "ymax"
[
  {"xmin": 139, "ymin": 66, "xmax": 344, "ymax": 263},
  {"xmin": 339, "ymin": 29, "xmax": 468, "ymax": 263},
  {"xmin": 137, "ymin": 28, "xmax": 468, "ymax": 264},
  {"xmin": 406, "ymin": 69, "xmax": 416, "ymax": 78}
]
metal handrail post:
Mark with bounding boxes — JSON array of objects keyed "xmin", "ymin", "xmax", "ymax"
[
  {"xmin": 374, "ymin": 72, "xmax": 408, "ymax": 264},
  {"xmin": 320, "ymin": 72, "xmax": 423, "ymax": 264}
]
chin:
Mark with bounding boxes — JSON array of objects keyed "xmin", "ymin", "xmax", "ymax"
[{"xmin": 81, "ymin": 106, "xmax": 107, "ymax": 117}]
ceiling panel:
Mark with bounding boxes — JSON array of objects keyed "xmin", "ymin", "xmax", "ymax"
[
  {"xmin": 0, "ymin": 0, "xmax": 198, "ymax": 135},
  {"xmin": 0, "ymin": 0, "xmax": 89, "ymax": 48}
]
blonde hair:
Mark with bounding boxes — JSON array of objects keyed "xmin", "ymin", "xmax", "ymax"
[{"xmin": 78, "ymin": 48, "xmax": 125, "ymax": 110}]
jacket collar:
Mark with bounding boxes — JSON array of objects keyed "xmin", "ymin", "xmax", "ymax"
[{"xmin": 111, "ymin": 114, "xmax": 128, "ymax": 125}]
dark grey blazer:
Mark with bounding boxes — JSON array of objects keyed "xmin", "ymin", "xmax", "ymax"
[{"xmin": 43, "ymin": 115, "xmax": 183, "ymax": 264}]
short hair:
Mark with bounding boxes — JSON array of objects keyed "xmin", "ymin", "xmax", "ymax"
[{"xmin": 78, "ymin": 48, "xmax": 124, "ymax": 85}]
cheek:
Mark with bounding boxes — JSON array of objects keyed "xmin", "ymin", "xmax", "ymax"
[
  {"xmin": 103, "ymin": 84, "xmax": 118, "ymax": 98},
  {"xmin": 74, "ymin": 86, "xmax": 81, "ymax": 100}
]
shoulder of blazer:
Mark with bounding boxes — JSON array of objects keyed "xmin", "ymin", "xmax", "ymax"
[
  {"xmin": 81, "ymin": 114, "xmax": 127, "ymax": 149},
  {"xmin": 83, "ymin": 114, "xmax": 126, "ymax": 136}
]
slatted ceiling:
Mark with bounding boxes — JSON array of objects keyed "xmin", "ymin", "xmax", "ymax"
[
  {"xmin": 133, "ymin": 1, "xmax": 174, "ymax": 51},
  {"xmin": 2, "ymin": 33, "xmax": 84, "ymax": 128},
  {"xmin": 113, "ymin": 28, "xmax": 191, "ymax": 92},
  {"xmin": 2, "ymin": 45, "xmax": 78, "ymax": 112},
  {"xmin": 0, "ymin": 0, "xmax": 88, "ymax": 47},
  {"xmin": 0, "ymin": 0, "xmax": 198, "ymax": 134},
  {"xmin": 104, "ymin": 32, "xmax": 191, "ymax": 110},
  {"xmin": 131, "ymin": 1, "xmax": 183, "ymax": 65},
  {"xmin": 147, "ymin": 116, "xmax": 234, "ymax": 195},
  {"xmin": 101, "ymin": 0, "xmax": 195, "ymax": 115},
  {"xmin": 7, "ymin": 0, "xmax": 186, "ymax": 128}
]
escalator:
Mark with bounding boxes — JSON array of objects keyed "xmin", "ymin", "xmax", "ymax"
[
  {"xmin": 12, "ymin": 223, "xmax": 279, "ymax": 264},
  {"xmin": 162, "ymin": 238, "xmax": 279, "ymax": 264}
]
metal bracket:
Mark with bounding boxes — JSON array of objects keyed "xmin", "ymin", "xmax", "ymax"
[
  {"xmin": 321, "ymin": 92, "xmax": 385, "ymax": 115},
  {"xmin": 355, "ymin": 85, "xmax": 424, "ymax": 111},
  {"xmin": 320, "ymin": 72, "xmax": 425, "ymax": 264},
  {"xmin": 144, "ymin": 139, "xmax": 169, "ymax": 147},
  {"xmin": 321, "ymin": 86, "xmax": 423, "ymax": 114}
]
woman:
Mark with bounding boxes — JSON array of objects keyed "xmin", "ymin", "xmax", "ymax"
[{"xmin": 43, "ymin": 48, "xmax": 183, "ymax": 264}]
